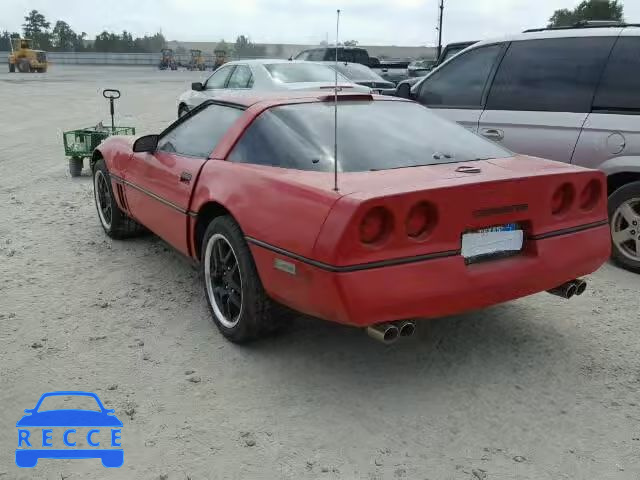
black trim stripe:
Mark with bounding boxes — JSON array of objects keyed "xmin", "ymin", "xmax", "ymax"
[
  {"xmin": 246, "ymin": 220, "xmax": 609, "ymax": 273},
  {"xmin": 528, "ymin": 220, "xmax": 609, "ymax": 240},
  {"xmin": 245, "ymin": 236, "xmax": 458, "ymax": 272},
  {"xmin": 110, "ymin": 173, "xmax": 197, "ymax": 217}
]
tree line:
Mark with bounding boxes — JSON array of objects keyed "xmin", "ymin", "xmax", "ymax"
[
  {"xmin": 0, "ymin": 10, "xmax": 268, "ymax": 58},
  {"xmin": 0, "ymin": 1, "xmax": 626, "ymax": 55}
]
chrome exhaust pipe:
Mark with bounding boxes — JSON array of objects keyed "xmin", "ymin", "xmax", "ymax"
[
  {"xmin": 547, "ymin": 281, "xmax": 578, "ymax": 299},
  {"xmin": 573, "ymin": 279, "xmax": 587, "ymax": 296},
  {"xmin": 399, "ymin": 320, "xmax": 416, "ymax": 337},
  {"xmin": 366, "ymin": 323, "xmax": 399, "ymax": 344}
]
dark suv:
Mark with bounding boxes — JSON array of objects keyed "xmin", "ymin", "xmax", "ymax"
[{"xmin": 293, "ymin": 47, "xmax": 371, "ymax": 66}]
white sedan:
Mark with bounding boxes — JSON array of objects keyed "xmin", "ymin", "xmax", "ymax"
[{"xmin": 177, "ymin": 59, "xmax": 370, "ymax": 116}]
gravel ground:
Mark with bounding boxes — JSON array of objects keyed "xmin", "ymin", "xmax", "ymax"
[{"xmin": 1, "ymin": 65, "xmax": 640, "ymax": 480}]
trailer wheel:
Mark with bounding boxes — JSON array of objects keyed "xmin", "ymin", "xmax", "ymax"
[
  {"xmin": 17, "ymin": 59, "xmax": 31, "ymax": 73},
  {"xmin": 69, "ymin": 157, "xmax": 83, "ymax": 177},
  {"xmin": 8, "ymin": 62, "xmax": 15, "ymax": 73}
]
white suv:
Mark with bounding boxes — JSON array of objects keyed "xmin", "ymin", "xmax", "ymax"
[{"xmin": 409, "ymin": 22, "xmax": 640, "ymax": 273}]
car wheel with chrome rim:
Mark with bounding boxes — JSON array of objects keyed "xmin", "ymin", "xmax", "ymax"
[
  {"xmin": 609, "ymin": 181, "xmax": 640, "ymax": 273},
  {"xmin": 92, "ymin": 158, "xmax": 145, "ymax": 239},
  {"xmin": 201, "ymin": 215, "xmax": 286, "ymax": 342}
]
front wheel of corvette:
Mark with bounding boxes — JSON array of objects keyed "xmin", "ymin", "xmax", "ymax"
[
  {"xmin": 93, "ymin": 159, "xmax": 145, "ymax": 239},
  {"xmin": 609, "ymin": 181, "xmax": 640, "ymax": 273},
  {"xmin": 201, "ymin": 216, "xmax": 285, "ymax": 343}
]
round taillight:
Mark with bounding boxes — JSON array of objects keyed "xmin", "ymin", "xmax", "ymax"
[
  {"xmin": 360, "ymin": 207, "xmax": 393, "ymax": 245},
  {"xmin": 406, "ymin": 202, "xmax": 437, "ymax": 239},
  {"xmin": 551, "ymin": 183, "xmax": 575, "ymax": 215},
  {"xmin": 579, "ymin": 179, "xmax": 602, "ymax": 211}
]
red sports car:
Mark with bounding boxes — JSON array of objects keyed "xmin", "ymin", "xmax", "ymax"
[{"xmin": 91, "ymin": 92, "xmax": 610, "ymax": 343}]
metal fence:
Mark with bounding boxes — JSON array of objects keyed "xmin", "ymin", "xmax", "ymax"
[{"xmin": 0, "ymin": 51, "xmax": 236, "ymax": 66}]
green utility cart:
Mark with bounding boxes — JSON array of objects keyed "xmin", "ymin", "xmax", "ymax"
[{"xmin": 62, "ymin": 89, "xmax": 135, "ymax": 177}]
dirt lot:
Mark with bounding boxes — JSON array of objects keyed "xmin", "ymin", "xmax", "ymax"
[{"xmin": 1, "ymin": 65, "xmax": 640, "ymax": 480}]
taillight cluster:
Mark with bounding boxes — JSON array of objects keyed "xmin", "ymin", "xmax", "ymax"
[
  {"xmin": 551, "ymin": 178, "xmax": 602, "ymax": 216},
  {"xmin": 359, "ymin": 203, "xmax": 438, "ymax": 246}
]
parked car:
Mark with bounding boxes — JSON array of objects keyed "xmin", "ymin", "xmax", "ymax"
[
  {"xmin": 316, "ymin": 61, "xmax": 396, "ymax": 94},
  {"xmin": 90, "ymin": 91, "xmax": 609, "ymax": 344},
  {"xmin": 177, "ymin": 59, "xmax": 368, "ymax": 116},
  {"xmin": 407, "ymin": 59, "xmax": 436, "ymax": 77},
  {"xmin": 368, "ymin": 58, "xmax": 411, "ymax": 85},
  {"xmin": 293, "ymin": 46, "xmax": 371, "ymax": 65},
  {"xmin": 407, "ymin": 23, "xmax": 640, "ymax": 273}
]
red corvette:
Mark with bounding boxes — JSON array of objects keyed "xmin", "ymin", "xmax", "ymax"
[{"xmin": 91, "ymin": 92, "xmax": 610, "ymax": 343}]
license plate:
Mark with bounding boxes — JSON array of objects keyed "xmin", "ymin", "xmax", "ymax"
[{"xmin": 461, "ymin": 223, "xmax": 523, "ymax": 261}]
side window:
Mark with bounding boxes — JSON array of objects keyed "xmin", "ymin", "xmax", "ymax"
[
  {"xmin": 226, "ymin": 65, "xmax": 253, "ymax": 89},
  {"xmin": 486, "ymin": 37, "xmax": 616, "ymax": 113},
  {"xmin": 417, "ymin": 44, "xmax": 503, "ymax": 108},
  {"xmin": 205, "ymin": 66, "xmax": 233, "ymax": 90},
  {"xmin": 157, "ymin": 104, "xmax": 244, "ymax": 158},
  {"xmin": 592, "ymin": 37, "xmax": 640, "ymax": 112}
]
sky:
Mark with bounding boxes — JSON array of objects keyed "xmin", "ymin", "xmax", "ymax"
[{"xmin": 1, "ymin": 0, "xmax": 639, "ymax": 46}]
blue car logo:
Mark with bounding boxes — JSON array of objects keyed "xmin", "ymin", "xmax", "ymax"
[{"xmin": 16, "ymin": 391, "xmax": 123, "ymax": 468}]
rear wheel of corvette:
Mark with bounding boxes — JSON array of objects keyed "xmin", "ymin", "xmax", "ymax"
[
  {"xmin": 609, "ymin": 181, "xmax": 640, "ymax": 273},
  {"xmin": 201, "ymin": 216, "xmax": 285, "ymax": 343},
  {"xmin": 93, "ymin": 159, "xmax": 145, "ymax": 239}
]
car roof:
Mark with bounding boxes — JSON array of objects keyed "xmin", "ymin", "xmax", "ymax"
[
  {"xmin": 206, "ymin": 90, "xmax": 405, "ymax": 109},
  {"xmin": 473, "ymin": 24, "xmax": 640, "ymax": 48}
]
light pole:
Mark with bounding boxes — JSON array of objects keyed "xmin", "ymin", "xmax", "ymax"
[{"xmin": 437, "ymin": 0, "xmax": 444, "ymax": 59}]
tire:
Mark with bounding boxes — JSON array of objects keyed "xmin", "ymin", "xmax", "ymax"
[
  {"xmin": 178, "ymin": 104, "xmax": 189, "ymax": 118},
  {"xmin": 8, "ymin": 62, "xmax": 15, "ymax": 73},
  {"xmin": 93, "ymin": 159, "xmax": 145, "ymax": 239},
  {"xmin": 608, "ymin": 181, "xmax": 640, "ymax": 273},
  {"xmin": 201, "ymin": 216, "xmax": 286, "ymax": 343},
  {"xmin": 69, "ymin": 157, "xmax": 83, "ymax": 177},
  {"xmin": 17, "ymin": 59, "xmax": 31, "ymax": 73}
]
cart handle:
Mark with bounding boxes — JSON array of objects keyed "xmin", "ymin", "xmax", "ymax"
[{"xmin": 103, "ymin": 89, "xmax": 121, "ymax": 99}]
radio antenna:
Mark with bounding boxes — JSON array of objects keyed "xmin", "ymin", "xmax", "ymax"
[{"xmin": 333, "ymin": 9, "xmax": 341, "ymax": 192}]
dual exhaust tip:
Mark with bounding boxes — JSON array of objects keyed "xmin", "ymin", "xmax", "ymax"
[
  {"xmin": 547, "ymin": 278, "xmax": 587, "ymax": 300},
  {"xmin": 367, "ymin": 278, "xmax": 587, "ymax": 343},
  {"xmin": 366, "ymin": 320, "xmax": 415, "ymax": 344}
]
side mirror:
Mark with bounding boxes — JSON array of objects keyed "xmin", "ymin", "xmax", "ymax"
[
  {"xmin": 191, "ymin": 82, "xmax": 203, "ymax": 91},
  {"xmin": 133, "ymin": 134, "xmax": 159, "ymax": 153},
  {"xmin": 396, "ymin": 83, "xmax": 412, "ymax": 99}
]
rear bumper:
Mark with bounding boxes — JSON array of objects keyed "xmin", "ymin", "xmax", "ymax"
[{"xmin": 250, "ymin": 224, "xmax": 611, "ymax": 327}]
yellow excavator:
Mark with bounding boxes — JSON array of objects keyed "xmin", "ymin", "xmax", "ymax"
[
  {"xmin": 8, "ymin": 38, "xmax": 48, "ymax": 73},
  {"xmin": 188, "ymin": 49, "xmax": 206, "ymax": 71}
]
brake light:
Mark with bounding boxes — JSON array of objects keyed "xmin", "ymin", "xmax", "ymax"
[
  {"xmin": 406, "ymin": 202, "xmax": 437, "ymax": 239},
  {"xmin": 551, "ymin": 183, "xmax": 575, "ymax": 215},
  {"xmin": 579, "ymin": 179, "xmax": 602, "ymax": 211},
  {"xmin": 360, "ymin": 207, "xmax": 393, "ymax": 245}
]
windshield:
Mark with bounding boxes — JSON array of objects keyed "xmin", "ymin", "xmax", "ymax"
[
  {"xmin": 229, "ymin": 100, "xmax": 511, "ymax": 172},
  {"xmin": 331, "ymin": 62, "xmax": 384, "ymax": 81},
  {"xmin": 265, "ymin": 63, "xmax": 340, "ymax": 83}
]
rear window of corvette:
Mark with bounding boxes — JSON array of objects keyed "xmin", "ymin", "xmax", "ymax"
[{"xmin": 228, "ymin": 100, "xmax": 512, "ymax": 172}]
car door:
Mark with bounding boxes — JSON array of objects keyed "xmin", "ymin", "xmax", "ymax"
[
  {"xmin": 189, "ymin": 65, "xmax": 235, "ymax": 107},
  {"xmin": 478, "ymin": 36, "xmax": 618, "ymax": 163},
  {"xmin": 123, "ymin": 103, "xmax": 244, "ymax": 254},
  {"xmin": 572, "ymin": 34, "xmax": 640, "ymax": 171},
  {"xmin": 414, "ymin": 43, "xmax": 505, "ymax": 132}
]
